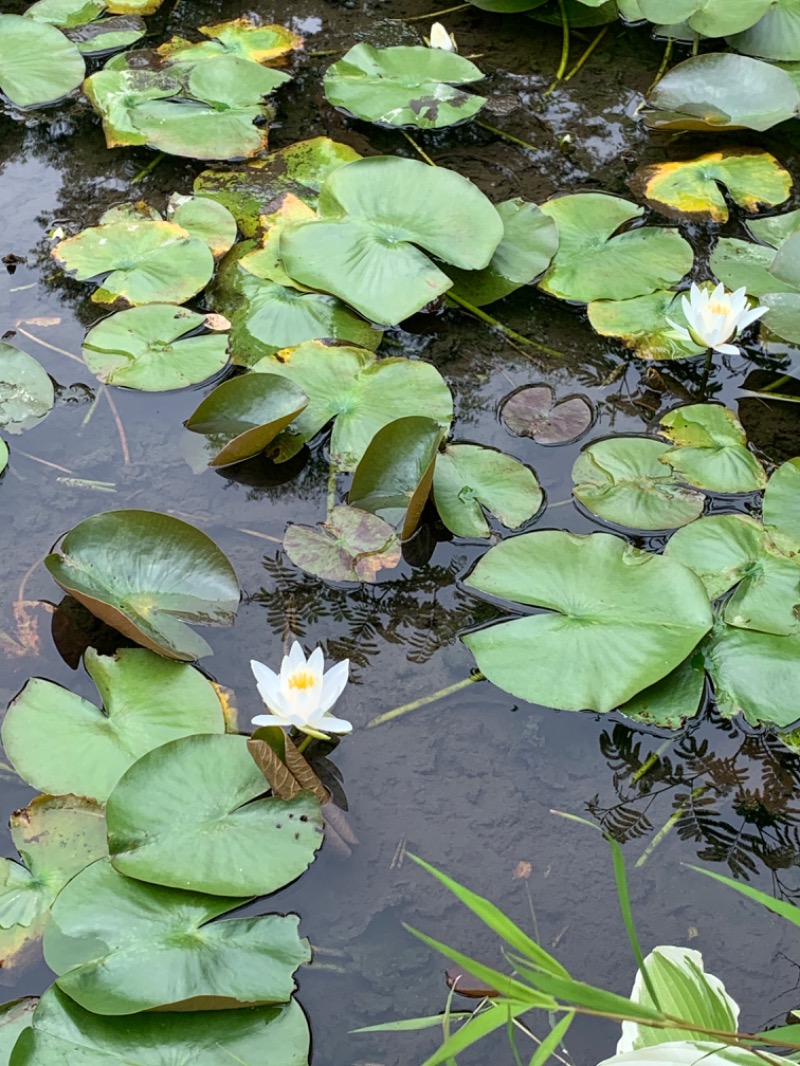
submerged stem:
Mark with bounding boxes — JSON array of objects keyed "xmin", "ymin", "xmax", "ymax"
[
  {"xmin": 326, "ymin": 462, "xmax": 339, "ymax": 518},
  {"xmin": 545, "ymin": 0, "xmax": 571, "ymax": 94},
  {"xmin": 400, "ymin": 3, "xmax": 469, "ymax": 21},
  {"xmin": 367, "ymin": 672, "xmax": 484, "ymax": 727},
  {"xmin": 635, "ymin": 785, "xmax": 708, "ymax": 868},
  {"xmin": 564, "ymin": 25, "xmax": 609, "ymax": 82},
  {"xmin": 447, "ymin": 292, "xmax": 564, "ymax": 358},
  {"xmin": 648, "ymin": 37, "xmax": 673, "ymax": 92},
  {"xmin": 132, "ymin": 152, "xmax": 165, "ymax": 185},
  {"xmin": 475, "ymin": 119, "xmax": 539, "ymax": 154},
  {"xmin": 401, "ymin": 130, "xmax": 437, "ymax": 167}
]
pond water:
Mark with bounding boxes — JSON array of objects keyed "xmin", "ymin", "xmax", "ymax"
[{"xmin": 3, "ymin": 1, "xmax": 800, "ymax": 1063}]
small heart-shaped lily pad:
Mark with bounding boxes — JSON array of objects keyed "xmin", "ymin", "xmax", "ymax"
[{"xmin": 501, "ymin": 384, "xmax": 593, "ymax": 444}]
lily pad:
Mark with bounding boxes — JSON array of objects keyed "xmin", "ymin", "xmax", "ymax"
[
  {"xmin": 572, "ymin": 437, "xmax": 705, "ymax": 531},
  {"xmin": 432, "ymin": 442, "xmax": 543, "ymax": 538},
  {"xmin": 728, "ymin": 1, "xmax": 800, "ymax": 61},
  {"xmin": 658, "ymin": 404, "xmax": 767, "ymax": 493},
  {"xmin": 253, "ymin": 341, "xmax": 453, "ymax": 470},
  {"xmin": 52, "ymin": 220, "xmax": 214, "ymax": 307},
  {"xmin": 107, "ymin": 734, "xmax": 323, "ymax": 896},
  {"xmin": 12, "ymin": 987, "xmax": 310, "ymax": 1066},
  {"xmin": 763, "ymin": 457, "xmax": 800, "ymax": 546},
  {"xmin": 185, "ymin": 373, "xmax": 308, "ymax": 467},
  {"xmin": 324, "ymin": 43, "xmax": 486, "ymax": 129},
  {"xmin": 44, "ymin": 858, "xmax": 309, "ymax": 1015},
  {"xmin": 280, "ymin": 156, "xmax": 504, "ymax": 325},
  {"xmin": 24, "ymin": 0, "xmax": 106, "ymax": 25},
  {"xmin": 758, "ymin": 291, "xmax": 800, "ymax": 342},
  {"xmin": 619, "ymin": 654, "xmax": 706, "ymax": 730},
  {"xmin": 462, "ymin": 530, "xmax": 713, "ymax": 712},
  {"xmin": 82, "ymin": 306, "xmax": 229, "ymax": 391},
  {"xmin": 709, "ymin": 238, "xmax": 800, "ymax": 299},
  {"xmin": 106, "ymin": 0, "xmax": 165, "ymax": 11},
  {"xmin": 501, "ymin": 384, "xmax": 593, "ymax": 443},
  {"xmin": 165, "ymin": 194, "xmax": 238, "ymax": 258},
  {"xmin": 0, "ymin": 998, "xmax": 35, "ymax": 1060},
  {"xmin": 44, "ymin": 510, "xmax": 240, "ymax": 661},
  {"xmin": 69, "ymin": 16, "xmax": 146, "ymax": 56},
  {"xmin": 629, "ymin": 150, "xmax": 791, "ymax": 223},
  {"xmin": 538, "ymin": 193, "xmax": 693, "ymax": 303},
  {"xmin": 283, "ymin": 505, "xmax": 401, "ymax": 583},
  {"xmin": 0, "ymin": 15, "xmax": 85, "ymax": 109},
  {"xmin": 746, "ymin": 208, "xmax": 800, "ymax": 248},
  {"xmin": 0, "ymin": 343, "xmax": 54, "ymax": 434},
  {"xmin": 587, "ymin": 291, "xmax": 706, "ymax": 360},
  {"xmin": 159, "ymin": 19, "xmax": 302, "ymax": 65},
  {"xmin": 643, "ymin": 54, "xmax": 800, "ymax": 131},
  {"xmin": 2, "ymin": 647, "xmax": 228, "ymax": 802},
  {"xmin": 448, "ymin": 200, "xmax": 559, "ymax": 306},
  {"xmin": 0, "ymin": 440, "xmax": 7, "ymax": 477}
]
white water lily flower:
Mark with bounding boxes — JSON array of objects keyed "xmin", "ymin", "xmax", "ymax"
[
  {"xmin": 251, "ymin": 642, "xmax": 351, "ymax": 739},
  {"xmin": 426, "ymin": 21, "xmax": 458, "ymax": 52},
  {"xmin": 667, "ymin": 282, "xmax": 766, "ymax": 355}
]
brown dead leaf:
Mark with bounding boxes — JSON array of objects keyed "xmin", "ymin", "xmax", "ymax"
[
  {"xmin": 513, "ymin": 860, "xmax": 532, "ymax": 881},
  {"xmin": 247, "ymin": 737, "xmax": 301, "ymax": 800}
]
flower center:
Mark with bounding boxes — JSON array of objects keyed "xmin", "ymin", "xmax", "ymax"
[
  {"xmin": 288, "ymin": 670, "xmax": 317, "ymax": 691},
  {"xmin": 707, "ymin": 302, "xmax": 730, "ymax": 318}
]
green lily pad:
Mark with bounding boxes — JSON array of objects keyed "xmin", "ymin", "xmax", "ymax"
[
  {"xmin": 324, "ymin": 43, "xmax": 486, "ymax": 130},
  {"xmin": 432, "ymin": 442, "xmax": 542, "ymax": 538},
  {"xmin": 619, "ymin": 654, "xmax": 706, "ymax": 730},
  {"xmin": 284, "ymin": 505, "xmax": 401, "ymax": 583},
  {"xmin": 52, "ymin": 220, "xmax": 214, "ymax": 307},
  {"xmin": 728, "ymin": 0, "xmax": 800, "ymax": 60},
  {"xmin": 531, "ymin": 0, "xmax": 619, "ymax": 26},
  {"xmin": 194, "ymin": 137, "xmax": 362, "ymax": 237},
  {"xmin": 629, "ymin": 150, "xmax": 792, "ymax": 223},
  {"xmin": 349, "ymin": 416, "xmax": 443, "ymax": 538},
  {"xmin": 643, "ymin": 54, "xmax": 800, "ymax": 131},
  {"xmin": 44, "ymin": 858, "xmax": 310, "ymax": 1015},
  {"xmin": 185, "ymin": 373, "xmax": 308, "ymax": 467},
  {"xmin": 0, "ymin": 15, "xmax": 85, "ymax": 109},
  {"xmin": 763, "ymin": 457, "xmax": 800, "ymax": 548},
  {"xmin": 44, "ymin": 510, "xmax": 240, "ymax": 661},
  {"xmin": 253, "ymin": 341, "xmax": 453, "ymax": 470},
  {"xmin": 0, "ymin": 343, "xmax": 54, "ymax": 434},
  {"xmin": 165, "ymin": 194, "xmax": 238, "ymax": 258},
  {"xmin": 746, "ymin": 208, "xmax": 800, "ymax": 248},
  {"xmin": 572, "ymin": 437, "xmax": 705, "ymax": 531},
  {"xmin": 69, "ymin": 16, "xmax": 146, "ymax": 56},
  {"xmin": 587, "ymin": 290, "xmax": 706, "ymax": 360},
  {"xmin": 238, "ymin": 193, "xmax": 317, "ymax": 289},
  {"xmin": 24, "ymin": 0, "xmax": 105, "ymax": 25},
  {"xmin": 0, "ymin": 998, "xmax": 35, "ymax": 1060},
  {"xmin": 462, "ymin": 530, "xmax": 713, "ymax": 712},
  {"xmin": 280, "ymin": 156, "xmax": 504, "ymax": 325},
  {"xmin": 766, "ymin": 230, "xmax": 800, "ymax": 291},
  {"xmin": 106, "ymin": 0, "xmax": 165, "ymax": 11},
  {"xmin": 758, "ymin": 291, "xmax": 800, "ymax": 342},
  {"xmin": 658, "ymin": 404, "xmax": 767, "ymax": 493},
  {"xmin": 159, "ymin": 19, "xmax": 302, "ymax": 65},
  {"xmin": 0, "ymin": 439, "xmax": 8, "ymax": 477},
  {"xmin": 107, "ymin": 734, "xmax": 323, "ymax": 896},
  {"xmin": 538, "ymin": 194, "xmax": 693, "ymax": 303},
  {"xmin": 448, "ymin": 199, "xmax": 559, "ymax": 306},
  {"xmin": 2, "ymin": 647, "xmax": 227, "ymax": 801},
  {"xmin": 703, "ymin": 620, "xmax": 800, "ymax": 727},
  {"xmin": 82, "ymin": 306, "xmax": 229, "ymax": 391},
  {"xmin": 709, "ymin": 237, "xmax": 800, "ymax": 298},
  {"xmin": 501, "ymin": 384, "xmax": 594, "ymax": 444},
  {"xmin": 11, "ymin": 987, "xmax": 309, "ymax": 1066}
]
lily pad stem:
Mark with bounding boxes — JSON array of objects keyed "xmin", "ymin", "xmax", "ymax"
[
  {"xmin": 564, "ymin": 25, "xmax": 609, "ymax": 82},
  {"xmin": 474, "ymin": 120, "xmax": 539, "ymax": 155},
  {"xmin": 401, "ymin": 130, "xmax": 437, "ymax": 167},
  {"xmin": 132, "ymin": 152, "xmax": 165, "ymax": 186},
  {"xmin": 635, "ymin": 784, "xmax": 708, "ymax": 867},
  {"xmin": 545, "ymin": 0, "xmax": 570, "ymax": 96},
  {"xmin": 630, "ymin": 736, "xmax": 675, "ymax": 784},
  {"xmin": 648, "ymin": 37, "xmax": 673, "ymax": 92},
  {"xmin": 447, "ymin": 292, "xmax": 564, "ymax": 358},
  {"xmin": 327, "ymin": 461, "xmax": 340, "ymax": 518},
  {"xmin": 367, "ymin": 672, "xmax": 485, "ymax": 728},
  {"xmin": 296, "ymin": 735, "xmax": 313, "ymax": 754},
  {"xmin": 399, "ymin": 3, "xmax": 469, "ymax": 22}
]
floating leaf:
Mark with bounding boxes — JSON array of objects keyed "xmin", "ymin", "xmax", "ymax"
[
  {"xmin": 538, "ymin": 193, "xmax": 692, "ymax": 303},
  {"xmin": 253, "ymin": 341, "xmax": 453, "ymax": 470},
  {"xmin": 462, "ymin": 531, "xmax": 712, "ymax": 712},
  {"xmin": 159, "ymin": 19, "xmax": 302, "ymax": 65},
  {"xmin": 729, "ymin": 1, "xmax": 800, "ymax": 61},
  {"xmin": 44, "ymin": 858, "xmax": 309, "ymax": 1015},
  {"xmin": 763, "ymin": 457, "xmax": 800, "ymax": 546},
  {"xmin": 324, "ymin": 43, "xmax": 486, "ymax": 129},
  {"xmin": 658, "ymin": 404, "xmax": 767, "ymax": 493},
  {"xmin": 0, "ymin": 998, "xmax": 35, "ymax": 1059},
  {"xmin": 643, "ymin": 54, "xmax": 800, "ymax": 131},
  {"xmin": 572, "ymin": 437, "xmax": 705, "ymax": 531},
  {"xmin": 12, "ymin": 986, "xmax": 310, "ymax": 1066},
  {"xmin": 448, "ymin": 200, "xmax": 559, "ymax": 306},
  {"xmin": 166, "ymin": 194, "xmax": 238, "ymax": 258},
  {"xmin": 619, "ymin": 655, "xmax": 706, "ymax": 730},
  {"xmin": 587, "ymin": 290, "xmax": 705, "ymax": 360},
  {"xmin": 280, "ymin": 156, "xmax": 504, "ymax": 325},
  {"xmin": 185, "ymin": 373, "xmax": 308, "ymax": 467},
  {"xmin": 0, "ymin": 439, "xmax": 7, "ymax": 476},
  {"xmin": 284, "ymin": 505, "xmax": 401, "ymax": 583},
  {"xmin": 52, "ymin": 220, "xmax": 214, "ymax": 307},
  {"xmin": 629, "ymin": 150, "xmax": 791, "ymax": 223},
  {"xmin": 709, "ymin": 237, "xmax": 800, "ymax": 299},
  {"xmin": 501, "ymin": 384, "xmax": 593, "ymax": 443},
  {"xmin": 106, "ymin": 0, "xmax": 166, "ymax": 11},
  {"xmin": 107, "ymin": 734, "xmax": 323, "ymax": 896},
  {"xmin": 82, "ymin": 306, "xmax": 229, "ymax": 391},
  {"xmin": 758, "ymin": 292, "xmax": 800, "ymax": 342},
  {"xmin": 24, "ymin": 0, "xmax": 106, "ymax": 26},
  {"xmin": 2, "ymin": 647, "xmax": 227, "ymax": 801},
  {"xmin": 349, "ymin": 416, "xmax": 443, "ymax": 539},
  {"xmin": 44, "ymin": 510, "xmax": 240, "ymax": 661},
  {"xmin": 746, "ymin": 208, "xmax": 800, "ymax": 248},
  {"xmin": 432, "ymin": 443, "xmax": 542, "ymax": 538},
  {"xmin": 0, "ymin": 15, "xmax": 85, "ymax": 109},
  {"xmin": 0, "ymin": 343, "xmax": 54, "ymax": 434},
  {"xmin": 70, "ymin": 16, "xmax": 146, "ymax": 57}
]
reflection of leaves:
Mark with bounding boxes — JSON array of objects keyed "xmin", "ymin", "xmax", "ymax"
[{"xmin": 586, "ymin": 796, "xmax": 653, "ymax": 843}]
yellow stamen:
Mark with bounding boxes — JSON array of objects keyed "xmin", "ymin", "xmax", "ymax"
[{"xmin": 288, "ymin": 670, "xmax": 317, "ymax": 691}]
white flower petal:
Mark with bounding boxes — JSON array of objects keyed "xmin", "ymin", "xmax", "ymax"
[
  {"xmin": 713, "ymin": 342, "xmax": 739, "ymax": 355},
  {"xmin": 251, "ymin": 714, "xmax": 289, "ymax": 729},
  {"xmin": 307, "ymin": 646, "xmax": 325, "ymax": 679},
  {"xmin": 665, "ymin": 318, "xmax": 691, "ymax": 341},
  {"xmin": 287, "ymin": 641, "xmax": 307, "ymax": 669},
  {"xmin": 320, "ymin": 659, "xmax": 350, "ymax": 712},
  {"xmin": 319, "ymin": 714, "xmax": 353, "ymax": 734},
  {"xmin": 737, "ymin": 304, "xmax": 768, "ymax": 330}
]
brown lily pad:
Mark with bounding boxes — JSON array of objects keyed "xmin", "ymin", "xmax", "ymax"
[{"xmin": 501, "ymin": 384, "xmax": 594, "ymax": 445}]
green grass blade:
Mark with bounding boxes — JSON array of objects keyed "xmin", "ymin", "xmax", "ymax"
[
  {"xmin": 353, "ymin": 1013, "xmax": 473, "ymax": 1033},
  {"xmin": 508, "ymin": 957, "xmax": 663, "ymax": 1023},
  {"xmin": 528, "ymin": 1011, "xmax": 574, "ymax": 1066},
  {"xmin": 420, "ymin": 1001, "xmax": 533, "ymax": 1066},
  {"xmin": 689, "ymin": 865, "xmax": 800, "ymax": 929}
]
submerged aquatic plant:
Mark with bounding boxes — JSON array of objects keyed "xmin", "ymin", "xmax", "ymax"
[
  {"xmin": 251, "ymin": 642, "xmax": 351, "ymax": 738},
  {"xmin": 668, "ymin": 282, "xmax": 767, "ymax": 355}
]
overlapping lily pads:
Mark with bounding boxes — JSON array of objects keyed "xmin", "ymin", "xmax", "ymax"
[
  {"xmin": 2, "ymin": 647, "xmax": 228, "ymax": 801},
  {"xmin": 658, "ymin": 404, "xmax": 767, "ymax": 493},
  {"xmin": 0, "ymin": 15, "xmax": 85, "ymax": 109},
  {"xmin": 324, "ymin": 43, "xmax": 487, "ymax": 129},
  {"xmin": 587, "ymin": 290, "xmax": 706, "ymax": 360},
  {"xmin": 44, "ymin": 510, "xmax": 240, "ymax": 660},
  {"xmin": 284, "ymin": 505, "xmax": 401, "ymax": 582},
  {"xmin": 157, "ymin": 19, "xmax": 302, "ymax": 65},
  {"xmin": 0, "ymin": 343, "xmax": 54, "ymax": 433},
  {"xmin": 25, "ymin": 0, "xmax": 146, "ymax": 57}
]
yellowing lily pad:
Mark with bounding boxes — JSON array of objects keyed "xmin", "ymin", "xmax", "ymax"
[
  {"xmin": 587, "ymin": 290, "xmax": 706, "ymax": 360},
  {"xmin": 159, "ymin": 19, "xmax": 302, "ymax": 65},
  {"xmin": 284, "ymin": 505, "xmax": 401, "ymax": 582},
  {"xmin": 630, "ymin": 150, "xmax": 792, "ymax": 223}
]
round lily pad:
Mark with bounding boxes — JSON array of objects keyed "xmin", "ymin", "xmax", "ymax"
[
  {"xmin": 0, "ymin": 15, "xmax": 85, "ymax": 109},
  {"xmin": 759, "ymin": 292, "xmax": 800, "ymax": 343},
  {"xmin": 572, "ymin": 437, "xmax": 705, "ymax": 530},
  {"xmin": 82, "ymin": 306, "xmax": 229, "ymax": 390},
  {"xmin": 658, "ymin": 404, "xmax": 767, "ymax": 493},
  {"xmin": 0, "ymin": 439, "xmax": 8, "ymax": 476},
  {"xmin": 44, "ymin": 510, "xmax": 240, "ymax": 661},
  {"xmin": 2, "ymin": 647, "xmax": 228, "ymax": 801},
  {"xmin": 0, "ymin": 998, "xmax": 35, "ymax": 1060},
  {"xmin": 462, "ymin": 530, "xmax": 713, "ymax": 712},
  {"xmin": 44, "ymin": 858, "xmax": 310, "ymax": 1014},
  {"xmin": 728, "ymin": 1, "xmax": 800, "ymax": 61},
  {"xmin": 501, "ymin": 384, "xmax": 593, "ymax": 444},
  {"xmin": 709, "ymin": 237, "xmax": 800, "ymax": 298},
  {"xmin": 166, "ymin": 194, "xmax": 238, "ymax": 257},
  {"xmin": 538, "ymin": 193, "xmax": 693, "ymax": 303},
  {"xmin": 284, "ymin": 505, "xmax": 401, "ymax": 583},
  {"xmin": 24, "ymin": 0, "xmax": 106, "ymax": 26},
  {"xmin": 703, "ymin": 620, "xmax": 800, "ymax": 727},
  {"xmin": 0, "ymin": 342, "xmax": 54, "ymax": 434},
  {"xmin": 324, "ymin": 43, "xmax": 487, "ymax": 130},
  {"xmin": 107, "ymin": 734, "xmax": 324, "ymax": 896},
  {"xmin": 70, "ymin": 16, "xmax": 147, "ymax": 57},
  {"xmin": 763, "ymin": 457, "xmax": 800, "ymax": 547},
  {"xmin": 587, "ymin": 290, "xmax": 706, "ymax": 360}
]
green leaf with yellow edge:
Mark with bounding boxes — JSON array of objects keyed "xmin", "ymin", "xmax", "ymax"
[
  {"xmin": 239, "ymin": 193, "xmax": 316, "ymax": 289},
  {"xmin": 658, "ymin": 403, "xmax": 767, "ymax": 492},
  {"xmin": 630, "ymin": 149, "xmax": 791, "ymax": 223},
  {"xmin": 587, "ymin": 290, "xmax": 706, "ymax": 360},
  {"xmin": 106, "ymin": 0, "xmax": 165, "ymax": 11},
  {"xmin": 284, "ymin": 505, "xmax": 401, "ymax": 583},
  {"xmin": 158, "ymin": 19, "xmax": 302, "ymax": 65}
]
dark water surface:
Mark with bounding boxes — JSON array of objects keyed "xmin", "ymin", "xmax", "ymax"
[{"xmin": 3, "ymin": 2, "xmax": 800, "ymax": 1063}]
